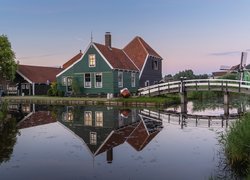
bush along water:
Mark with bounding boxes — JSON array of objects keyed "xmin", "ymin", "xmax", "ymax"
[{"xmin": 221, "ymin": 113, "xmax": 250, "ymax": 178}]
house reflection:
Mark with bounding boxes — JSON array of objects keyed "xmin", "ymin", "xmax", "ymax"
[{"xmin": 57, "ymin": 106, "xmax": 163, "ymax": 163}]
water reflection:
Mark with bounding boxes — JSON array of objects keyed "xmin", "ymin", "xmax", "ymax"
[
  {"xmin": 57, "ymin": 106, "xmax": 163, "ymax": 163},
  {"xmin": 0, "ymin": 102, "xmax": 247, "ymax": 179},
  {"xmin": 0, "ymin": 102, "xmax": 19, "ymax": 164}
]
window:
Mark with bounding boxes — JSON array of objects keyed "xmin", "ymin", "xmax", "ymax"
[
  {"xmin": 67, "ymin": 77, "xmax": 73, "ymax": 86},
  {"xmin": 84, "ymin": 73, "xmax": 91, "ymax": 88},
  {"xmin": 118, "ymin": 71, "xmax": 123, "ymax": 87},
  {"xmin": 131, "ymin": 73, "xmax": 136, "ymax": 87},
  {"xmin": 95, "ymin": 111, "xmax": 103, "ymax": 127},
  {"xmin": 152, "ymin": 60, "xmax": 158, "ymax": 70},
  {"xmin": 84, "ymin": 111, "xmax": 92, "ymax": 126},
  {"xmin": 90, "ymin": 132, "xmax": 97, "ymax": 145},
  {"xmin": 95, "ymin": 73, "xmax": 102, "ymax": 88},
  {"xmin": 145, "ymin": 80, "xmax": 150, "ymax": 87},
  {"xmin": 62, "ymin": 77, "xmax": 72, "ymax": 86},
  {"xmin": 89, "ymin": 54, "xmax": 96, "ymax": 67}
]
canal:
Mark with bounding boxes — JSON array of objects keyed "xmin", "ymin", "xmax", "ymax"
[{"xmin": 0, "ymin": 99, "xmax": 248, "ymax": 180}]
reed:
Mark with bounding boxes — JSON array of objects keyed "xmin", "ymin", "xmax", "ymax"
[{"xmin": 223, "ymin": 113, "xmax": 250, "ymax": 177}]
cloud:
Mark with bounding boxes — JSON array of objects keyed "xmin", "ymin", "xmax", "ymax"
[
  {"xmin": 209, "ymin": 49, "xmax": 250, "ymax": 56},
  {"xmin": 209, "ymin": 51, "xmax": 241, "ymax": 56}
]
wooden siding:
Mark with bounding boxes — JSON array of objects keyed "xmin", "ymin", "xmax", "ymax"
[
  {"xmin": 57, "ymin": 45, "xmax": 140, "ymax": 96},
  {"xmin": 140, "ymin": 56, "xmax": 162, "ymax": 87}
]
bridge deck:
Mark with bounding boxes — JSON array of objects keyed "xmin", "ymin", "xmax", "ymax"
[{"xmin": 138, "ymin": 79, "xmax": 250, "ymax": 96}]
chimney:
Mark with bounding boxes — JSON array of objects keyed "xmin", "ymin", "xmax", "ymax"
[{"xmin": 105, "ymin": 32, "xmax": 111, "ymax": 48}]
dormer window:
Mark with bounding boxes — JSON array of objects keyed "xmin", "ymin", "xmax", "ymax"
[{"xmin": 89, "ymin": 54, "xmax": 96, "ymax": 67}]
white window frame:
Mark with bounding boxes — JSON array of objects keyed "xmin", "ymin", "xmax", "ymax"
[
  {"xmin": 88, "ymin": 54, "xmax": 96, "ymax": 67},
  {"xmin": 62, "ymin": 76, "xmax": 72, "ymax": 86},
  {"xmin": 118, "ymin": 71, "xmax": 123, "ymax": 88},
  {"xmin": 131, "ymin": 72, "xmax": 136, "ymax": 87},
  {"xmin": 95, "ymin": 73, "xmax": 102, "ymax": 88},
  {"xmin": 95, "ymin": 111, "xmax": 103, "ymax": 127},
  {"xmin": 84, "ymin": 73, "xmax": 91, "ymax": 88},
  {"xmin": 145, "ymin": 80, "xmax": 150, "ymax": 87},
  {"xmin": 90, "ymin": 132, "xmax": 97, "ymax": 145},
  {"xmin": 84, "ymin": 111, "xmax": 92, "ymax": 126}
]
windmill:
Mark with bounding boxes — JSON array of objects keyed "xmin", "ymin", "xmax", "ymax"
[{"xmin": 220, "ymin": 52, "xmax": 248, "ymax": 81}]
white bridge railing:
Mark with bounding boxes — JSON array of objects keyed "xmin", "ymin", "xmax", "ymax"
[{"xmin": 138, "ymin": 79, "xmax": 250, "ymax": 96}]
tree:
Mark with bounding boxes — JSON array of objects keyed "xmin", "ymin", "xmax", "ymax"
[
  {"xmin": 0, "ymin": 35, "xmax": 17, "ymax": 80},
  {"xmin": 173, "ymin": 69, "xmax": 196, "ymax": 80}
]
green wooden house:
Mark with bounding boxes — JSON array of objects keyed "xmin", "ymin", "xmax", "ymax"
[
  {"xmin": 56, "ymin": 32, "xmax": 163, "ymax": 96},
  {"xmin": 56, "ymin": 32, "xmax": 139, "ymax": 96}
]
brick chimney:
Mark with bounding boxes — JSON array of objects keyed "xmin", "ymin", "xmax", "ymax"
[{"xmin": 105, "ymin": 32, "xmax": 111, "ymax": 48}]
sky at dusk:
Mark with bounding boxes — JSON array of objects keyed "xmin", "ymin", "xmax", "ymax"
[{"xmin": 1, "ymin": 0, "xmax": 250, "ymax": 75}]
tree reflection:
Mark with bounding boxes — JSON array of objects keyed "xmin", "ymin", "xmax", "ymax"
[{"xmin": 0, "ymin": 102, "xmax": 19, "ymax": 164}]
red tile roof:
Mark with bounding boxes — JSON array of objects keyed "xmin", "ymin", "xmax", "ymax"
[
  {"xmin": 126, "ymin": 120, "xmax": 161, "ymax": 151},
  {"xmin": 94, "ymin": 43, "xmax": 139, "ymax": 71},
  {"xmin": 124, "ymin": 37, "xmax": 162, "ymax": 70},
  {"xmin": 62, "ymin": 52, "xmax": 83, "ymax": 69},
  {"xmin": 17, "ymin": 111, "xmax": 56, "ymax": 129},
  {"xmin": 18, "ymin": 64, "xmax": 63, "ymax": 83}
]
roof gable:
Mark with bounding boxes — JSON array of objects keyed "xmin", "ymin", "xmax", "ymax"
[
  {"xmin": 17, "ymin": 65, "xmax": 63, "ymax": 83},
  {"xmin": 62, "ymin": 52, "xmax": 83, "ymax": 69},
  {"xmin": 124, "ymin": 37, "xmax": 162, "ymax": 70},
  {"xmin": 94, "ymin": 43, "xmax": 138, "ymax": 71}
]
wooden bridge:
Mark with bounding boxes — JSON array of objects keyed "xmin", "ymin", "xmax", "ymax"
[{"xmin": 138, "ymin": 79, "xmax": 250, "ymax": 96}]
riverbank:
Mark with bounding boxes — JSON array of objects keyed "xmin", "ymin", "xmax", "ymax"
[
  {"xmin": 1, "ymin": 95, "xmax": 180, "ymax": 107},
  {"xmin": 222, "ymin": 113, "xmax": 250, "ymax": 178}
]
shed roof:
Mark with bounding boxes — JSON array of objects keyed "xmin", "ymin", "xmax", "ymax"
[{"xmin": 17, "ymin": 64, "xmax": 63, "ymax": 83}]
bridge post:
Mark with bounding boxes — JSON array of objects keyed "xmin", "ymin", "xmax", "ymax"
[
  {"xmin": 180, "ymin": 92, "xmax": 187, "ymax": 114},
  {"xmin": 180, "ymin": 77, "xmax": 188, "ymax": 114},
  {"xmin": 224, "ymin": 92, "xmax": 229, "ymax": 116}
]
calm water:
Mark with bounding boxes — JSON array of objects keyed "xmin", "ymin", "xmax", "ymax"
[{"xmin": 0, "ymin": 101, "xmax": 246, "ymax": 180}]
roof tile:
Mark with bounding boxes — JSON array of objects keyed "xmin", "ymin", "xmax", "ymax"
[{"xmin": 18, "ymin": 65, "xmax": 63, "ymax": 83}]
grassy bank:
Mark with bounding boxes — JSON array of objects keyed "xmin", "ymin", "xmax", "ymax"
[
  {"xmin": 222, "ymin": 113, "xmax": 250, "ymax": 178},
  {"xmin": 2, "ymin": 94, "xmax": 180, "ymax": 107}
]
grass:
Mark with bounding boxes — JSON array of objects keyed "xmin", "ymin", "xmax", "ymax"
[
  {"xmin": 222, "ymin": 113, "xmax": 250, "ymax": 177},
  {"xmin": 3, "ymin": 94, "xmax": 181, "ymax": 106},
  {"xmin": 115, "ymin": 94, "xmax": 180, "ymax": 105}
]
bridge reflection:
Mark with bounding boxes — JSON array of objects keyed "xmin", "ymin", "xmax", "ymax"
[{"xmin": 139, "ymin": 109, "xmax": 240, "ymax": 129}]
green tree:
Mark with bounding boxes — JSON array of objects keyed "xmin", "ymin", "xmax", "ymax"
[
  {"xmin": 0, "ymin": 35, "xmax": 17, "ymax": 80},
  {"xmin": 173, "ymin": 69, "xmax": 196, "ymax": 80}
]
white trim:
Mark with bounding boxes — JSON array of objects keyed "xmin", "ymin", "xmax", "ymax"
[
  {"xmin": 32, "ymin": 83, "xmax": 35, "ymax": 95},
  {"xmin": 131, "ymin": 72, "xmax": 136, "ymax": 87},
  {"xmin": 84, "ymin": 73, "xmax": 92, "ymax": 88},
  {"xmin": 56, "ymin": 43, "xmax": 91, "ymax": 77},
  {"xmin": 92, "ymin": 43, "xmax": 114, "ymax": 69},
  {"xmin": 118, "ymin": 71, "xmax": 123, "ymax": 88},
  {"xmin": 137, "ymin": 37, "xmax": 149, "ymax": 55},
  {"xmin": 122, "ymin": 50, "xmax": 140, "ymax": 71},
  {"xmin": 94, "ymin": 130, "xmax": 115, "ymax": 156},
  {"xmin": 139, "ymin": 54, "xmax": 149, "ymax": 79},
  {"xmin": 94, "ymin": 72, "xmax": 103, "ymax": 88},
  {"xmin": 16, "ymin": 70, "xmax": 33, "ymax": 84},
  {"xmin": 57, "ymin": 121, "xmax": 96, "ymax": 158}
]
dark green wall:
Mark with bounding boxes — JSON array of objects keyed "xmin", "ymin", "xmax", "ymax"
[{"xmin": 57, "ymin": 44, "xmax": 139, "ymax": 96}]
